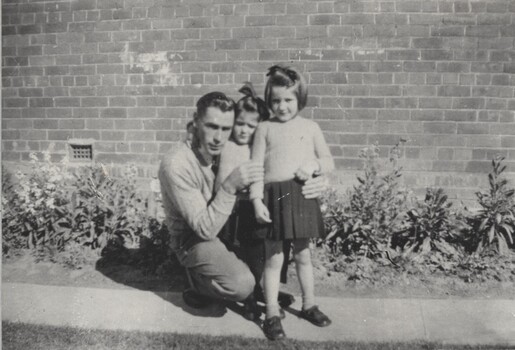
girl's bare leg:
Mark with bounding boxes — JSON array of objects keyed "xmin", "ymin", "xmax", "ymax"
[
  {"xmin": 264, "ymin": 239, "xmax": 284, "ymax": 318},
  {"xmin": 293, "ymin": 238, "xmax": 315, "ymax": 310}
]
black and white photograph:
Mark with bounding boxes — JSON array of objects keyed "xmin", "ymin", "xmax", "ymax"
[{"xmin": 2, "ymin": 0, "xmax": 515, "ymax": 348}]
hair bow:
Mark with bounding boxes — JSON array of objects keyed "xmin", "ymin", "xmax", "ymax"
[
  {"xmin": 238, "ymin": 82, "xmax": 257, "ymax": 99},
  {"xmin": 266, "ymin": 65, "xmax": 298, "ymax": 81}
]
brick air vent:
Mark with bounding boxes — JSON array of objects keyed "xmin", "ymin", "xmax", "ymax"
[{"xmin": 69, "ymin": 143, "xmax": 93, "ymax": 162}]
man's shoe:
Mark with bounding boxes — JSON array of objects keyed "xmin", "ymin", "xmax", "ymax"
[
  {"xmin": 263, "ymin": 316, "xmax": 286, "ymax": 340},
  {"xmin": 299, "ymin": 305, "xmax": 332, "ymax": 327},
  {"xmin": 182, "ymin": 288, "xmax": 213, "ymax": 309}
]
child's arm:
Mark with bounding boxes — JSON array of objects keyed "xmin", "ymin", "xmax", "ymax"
[
  {"xmin": 295, "ymin": 123, "xmax": 334, "ymax": 181},
  {"xmin": 249, "ymin": 124, "xmax": 272, "ymax": 224},
  {"xmin": 215, "ymin": 144, "xmax": 236, "ymax": 192}
]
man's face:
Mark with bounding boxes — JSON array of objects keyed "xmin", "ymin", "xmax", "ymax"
[{"xmin": 196, "ymin": 106, "xmax": 234, "ymax": 161}]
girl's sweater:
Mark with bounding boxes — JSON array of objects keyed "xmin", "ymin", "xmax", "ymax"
[{"xmin": 249, "ymin": 116, "xmax": 334, "ymax": 200}]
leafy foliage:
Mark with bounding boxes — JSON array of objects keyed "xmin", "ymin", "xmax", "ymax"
[
  {"xmin": 394, "ymin": 188, "xmax": 462, "ymax": 257},
  {"xmin": 323, "ymin": 141, "xmax": 409, "ymax": 259},
  {"xmin": 2, "ymin": 152, "xmax": 73, "ymax": 254},
  {"xmin": 2, "ymin": 151, "xmax": 169, "ymax": 269},
  {"xmin": 469, "ymin": 156, "xmax": 515, "ymax": 255}
]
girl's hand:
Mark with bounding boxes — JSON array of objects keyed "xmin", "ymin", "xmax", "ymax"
[
  {"xmin": 253, "ymin": 199, "xmax": 272, "ymax": 224},
  {"xmin": 295, "ymin": 160, "xmax": 320, "ymax": 182}
]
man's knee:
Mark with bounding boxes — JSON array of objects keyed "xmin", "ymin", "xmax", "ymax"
[{"xmin": 226, "ymin": 268, "xmax": 255, "ymax": 302}]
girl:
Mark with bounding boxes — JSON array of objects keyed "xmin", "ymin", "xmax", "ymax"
[
  {"xmin": 215, "ymin": 82, "xmax": 294, "ymax": 320},
  {"xmin": 250, "ymin": 65, "xmax": 334, "ymax": 340}
]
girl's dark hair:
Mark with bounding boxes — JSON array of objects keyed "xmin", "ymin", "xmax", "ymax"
[
  {"xmin": 235, "ymin": 82, "xmax": 270, "ymax": 121},
  {"xmin": 264, "ymin": 64, "xmax": 308, "ymax": 111}
]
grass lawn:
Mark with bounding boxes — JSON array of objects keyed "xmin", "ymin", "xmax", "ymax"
[{"xmin": 2, "ymin": 322, "xmax": 502, "ymax": 350}]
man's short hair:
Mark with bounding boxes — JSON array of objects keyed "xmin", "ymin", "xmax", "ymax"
[{"xmin": 195, "ymin": 92, "xmax": 235, "ymax": 119}]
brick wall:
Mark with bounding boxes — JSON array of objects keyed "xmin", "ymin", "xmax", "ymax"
[{"xmin": 2, "ymin": 0, "xmax": 515, "ymax": 203}]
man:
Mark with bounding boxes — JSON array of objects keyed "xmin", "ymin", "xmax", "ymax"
[{"xmin": 159, "ymin": 91, "xmax": 327, "ymax": 308}]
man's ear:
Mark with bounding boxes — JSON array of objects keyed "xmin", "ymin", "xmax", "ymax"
[{"xmin": 192, "ymin": 112, "xmax": 198, "ymax": 128}]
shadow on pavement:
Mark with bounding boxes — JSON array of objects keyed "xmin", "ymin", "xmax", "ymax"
[{"xmin": 95, "ymin": 237, "xmax": 258, "ymax": 320}]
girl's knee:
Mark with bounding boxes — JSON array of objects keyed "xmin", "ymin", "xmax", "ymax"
[{"xmin": 294, "ymin": 246, "xmax": 311, "ymax": 266}]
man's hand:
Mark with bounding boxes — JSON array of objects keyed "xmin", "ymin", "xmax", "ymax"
[
  {"xmin": 301, "ymin": 175, "xmax": 328, "ymax": 199},
  {"xmin": 294, "ymin": 160, "xmax": 320, "ymax": 182},
  {"xmin": 253, "ymin": 199, "xmax": 272, "ymax": 224},
  {"xmin": 221, "ymin": 162, "xmax": 264, "ymax": 195}
]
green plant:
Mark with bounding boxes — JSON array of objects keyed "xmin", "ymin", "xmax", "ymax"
[
  {"xmin": 324, "ymin": 141, "xmax": 409, "ymax": 259},
  {"xmin": 471, "ymin": 156, "xmax": 515, "ymax": 255},
  {"xmin": 2, "ymin": 150, "xmax": 164, "ymax": 266},
  {"xmin": 2, "ymin": 151, "xmax": 73, "ymax": 253},
  {"xmin": 395, "ymin": 188, "xmax": 461, "ymax": 256},
  {"xmin": 70, "ymin": 164, "xmax": 150, "ymax": 250}
]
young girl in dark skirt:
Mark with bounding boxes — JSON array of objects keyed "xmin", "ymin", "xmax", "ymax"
[
  {"xmin": 250, "ymin": 65, "xmax": 335, "ymax": 340},
  {"xmin": 215, "ymin": 82, "xmax": 294, "ymax": 320}
]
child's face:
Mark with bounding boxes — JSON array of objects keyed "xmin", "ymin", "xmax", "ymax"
[
  {"xmin": 270, "ymin": 86, "xmax": 298, "ymax": 122},
  {"xmin": 232, "ymin": 111, "xmax": 259, "ymax": 145}
]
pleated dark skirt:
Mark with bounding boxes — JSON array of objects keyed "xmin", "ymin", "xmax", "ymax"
[
  {"xmin": 254, "ymin": 179, "xmax": 325, "ymax": 241},
  {"xmin": 219, "ymin": 199, "xmax": 289, "ymax": 284}
]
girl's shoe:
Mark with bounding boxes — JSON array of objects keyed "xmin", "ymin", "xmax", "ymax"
[
  {"xmin": 263, "ymin": 316, "xmax": 286, "ymax": 340},
  {"xmin": 299, "ymin": 306, "xmax": 332, "ymax": 327}
]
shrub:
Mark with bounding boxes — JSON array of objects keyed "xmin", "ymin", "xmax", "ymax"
[
  {"xmin": 2, "ymin": 151, "xmax": 167, "ymax": 268},
  {"xmin": 2, "ymin": 152, "xmax": 73, "ymax": 253},
  {"xmin": 395, "ymin": 188, "xmax": 461, "ymax": 254},
  {"xmin": 70, "ymin": 163, "xmax": 149, "ymax": 250},
  {"xmin": 470, "ymin": 156, "xmax": 515, "ymax": 255},
  {"xmin": 323, "ymin": 141, "xmax": 409, "ymax": 259}
]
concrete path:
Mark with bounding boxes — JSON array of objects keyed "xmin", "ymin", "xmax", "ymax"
[{"xmin": 2, "ymin": 282, "xmax": 515, "ymax": 346}]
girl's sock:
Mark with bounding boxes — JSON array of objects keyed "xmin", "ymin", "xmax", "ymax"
[
  {"xmin": 302, "ymin": 295, "xmax": 315, "ymax": 311},
  {"xmin": 265, "ymin": 302, "xmax": 281, "ymax": 319}
]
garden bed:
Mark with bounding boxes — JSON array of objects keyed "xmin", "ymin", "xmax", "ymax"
[{"xmin": 3, "ymin": 248, "xmax": 515, "ymax": 300}]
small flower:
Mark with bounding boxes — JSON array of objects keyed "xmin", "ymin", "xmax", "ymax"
[{"xmin": 45, "ymin": 198, "xmax": 55, "ymax": 209}]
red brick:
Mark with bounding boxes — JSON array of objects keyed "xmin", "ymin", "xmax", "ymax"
[
  {"xmin": 100, "ymin": 108, "xmax": 127, "ymax": 119},
  {"xmin": 232, "ymin": 27, "xmax": 262, "ymax": 39},
  {"xmin": 82, "ymin": 97, "xmax": 108, "ymax": 107},
  {"xmin": 58, "ymin": 119, "xmax": 85, "ymax": 129},
  {"xmin": 338, "ymin": 62, "xmax": 369, "ymax": 72},
  {"xmin": 125, "ymin": 131, "xmax": 156, "ymax": 141},
  {"xmin": 122, "ymin": 19, "xmax": 151, "ymax": 30},
  {"xmin": 3, "ymin": 119, "xmax": 32, "ymax": 129},
  {"xmin": 101, "ymin": 131, "xmax": 124, "ymax": 141},
  {"xmin": 130, "ymin": 142, "xmax": 159, "ymax": 154},
  {"xmin": 466, "ymin": 25, "xmax": 499, "ymax": 37},
  {"xmin": 457, "ymin": 123, "xmax": 489, "ymax": 134},
  {"xmin": 419, "ymin": 97, "xmax": 452, "ymax": 109},
  {"xmin": 136, "ymin": 96, "xmax": 165, "ymax": 107},
  {"xmin": 156, "ymin": 131, "xmax": 182, "ymax": 142},
  {"xmin": 453, "ymin": 98, "xmax": 485, "ymax": 109},
  {"xmin": 444, "ymin": 111, "xmax": 476, "ymax": 122},
  {"xmin": 86, "ymin": 119, "xmax": 114, "ymax": 130},
  {"xmin": 73, "ymin": 130, "xmax": 100, "ymax": 139},
  {"xmin": 258, "ymin": 50, "xmax": 288, "ymax": 61}
]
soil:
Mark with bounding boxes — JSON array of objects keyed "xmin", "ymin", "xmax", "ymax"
[{"xmin": 3, "ymin": 250, "xmax": 515, "ymax": 300}]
